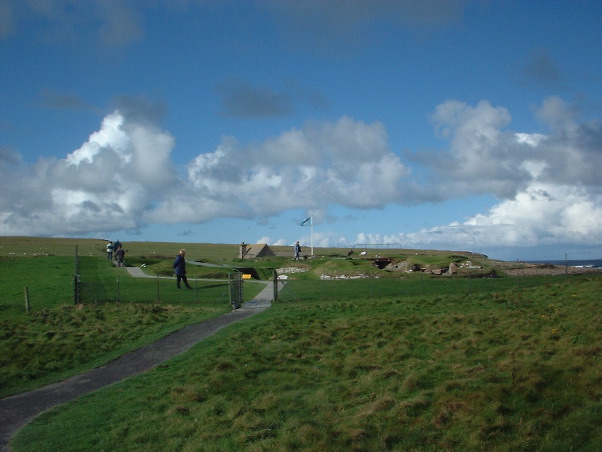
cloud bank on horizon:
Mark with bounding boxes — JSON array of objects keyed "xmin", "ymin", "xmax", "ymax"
[
  {"xmin": 2, "ymin": 96, "xmax": 600, "ymax": 252},
  {"xmin": 1, "ymin": 1, "xmax": 601, "ymax": 259}
]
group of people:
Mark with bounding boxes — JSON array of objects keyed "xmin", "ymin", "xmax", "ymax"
[
  {"xmin": 106, "ymin": 240, "xmax": 125, "ymax": 267},
  {"xmin": 105, "ymin": 241, "xmax": 304, "ymax": 290},
  {"xmin": 106, "ymin": 241, "xmax": 191, "ymax": 289}
]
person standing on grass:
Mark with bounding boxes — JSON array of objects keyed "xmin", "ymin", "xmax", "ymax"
[
  {"xmin": 106, "ymin": 241, "xmax": 113, "ymax": 260},
  {"xmin": 115, "ymin": 246, "xmax": 125, "ymax": 267},
  {"xmin": 173, "ymin": 249, "xmax": 193, "ymax": 289}
]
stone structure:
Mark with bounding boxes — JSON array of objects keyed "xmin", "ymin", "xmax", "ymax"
[{"xmin": 239, "ymin": 243, "xmax": 275, "ymax": 259}]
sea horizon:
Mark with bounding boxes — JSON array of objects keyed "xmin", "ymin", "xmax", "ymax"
[{"xmin": 527, "ymin": 259, "xmax": 602, "ymax": 269}]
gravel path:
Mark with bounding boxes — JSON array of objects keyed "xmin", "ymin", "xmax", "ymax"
[{"xmin": 0, "ymin": 274, "xmax": 274, "ymax": 452}]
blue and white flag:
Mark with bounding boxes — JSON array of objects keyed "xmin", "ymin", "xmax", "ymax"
[{"xmin": 300, "ymin": 217, "xmax": 311, "ymax": 226}]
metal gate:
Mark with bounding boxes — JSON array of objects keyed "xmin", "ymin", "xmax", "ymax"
[{"xmin": 228, "ymin": 273, "xmax": 243, "ymax": 309}]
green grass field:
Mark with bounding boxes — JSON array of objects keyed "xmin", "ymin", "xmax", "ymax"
[
  {"xmin": 11, "ymin": 275, "xmax": 602, "ymax": 451},
  {"xmin": 0, "ymin": 239, "xmax": 265, "ymax": 397},
  {"xmin": 2, "ymin": 237, "xmax": 602, "ymax": 451}
]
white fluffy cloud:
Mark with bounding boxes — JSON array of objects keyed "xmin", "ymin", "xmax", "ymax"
[
  {"xmin": 364, "ymin": 96, "xmax": 602, "ymax": 251},
  {"xmin": 0, "ymin": 110, "xmax": 177, "ymax": 236},
  {"xmin": 1, "ymin": 96, "xmax": 601, "ymax": 253},
  {"xmin": 372, "ymin": 182, "xmax": 602, "ymax": 251},
  {"xmin": 147, "ymin": 116, "xmax": 410, "ymax": 223},
  {"xmin": 425, "ymin": 97, "xmax": 602, "ymax": 197},
  {"xmin": 0, "ymin": 111, "xmax": 409, "ymax": 236}
]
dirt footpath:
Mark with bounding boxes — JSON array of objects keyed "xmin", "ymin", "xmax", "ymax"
[{"xmin": 0, "ymin": 306, "xmax": 267, "ymax": 452}]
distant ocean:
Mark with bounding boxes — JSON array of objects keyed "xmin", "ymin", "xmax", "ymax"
[{"xmin": 528, "ymin": 259, "xmax": 602, "ymax": 269}]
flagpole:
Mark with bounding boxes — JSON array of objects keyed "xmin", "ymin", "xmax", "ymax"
[
  {"xmin": 300, "ymin": 216, "xmax": 314, "ymax": 256},
  {"xmin": 310, "ymin": 216, "xmax": 314, "ymax": 256}
]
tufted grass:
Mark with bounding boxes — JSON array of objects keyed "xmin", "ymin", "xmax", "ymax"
[
  {"xmin": 12, "ymin": 275, "xmax": 602, "ymax": 451},
  {"xmin": 0, "ymin": 254, "xmax": 265, "ymax": 397}
]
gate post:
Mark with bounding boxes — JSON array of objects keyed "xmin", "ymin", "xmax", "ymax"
[
  {"xmin": 74, "ymin": 274, "xmax": 80, "ymax": 305},
  {"xmin": 73, "ymin": 245, "xmax": 80, "ymax": 305},
  {"xmin": 273, "ymin": 269, "xmax": 279, "ymax": 303},
  {"xmin": 229, "ymin": 273, "xmax": 243, "ymax": 309}
]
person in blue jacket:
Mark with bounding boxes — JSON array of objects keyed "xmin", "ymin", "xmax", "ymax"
[{"xmin": 173, "ymin": 249, "xmax": 193, "ymax": 289}]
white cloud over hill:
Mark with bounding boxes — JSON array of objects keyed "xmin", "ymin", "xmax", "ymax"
[{"xmin": 1, "ymin": 96, "xmax": 600, "ymax": 251}]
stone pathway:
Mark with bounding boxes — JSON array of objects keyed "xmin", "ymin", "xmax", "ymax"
[{"xmin": 239, "ymin": 279, "xmax": 281, "ymax": 310}]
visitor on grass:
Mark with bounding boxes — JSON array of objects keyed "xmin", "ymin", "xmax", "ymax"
[{"xmin": 173, "ymin": 249, "xmax": 193, "ymax": 289}]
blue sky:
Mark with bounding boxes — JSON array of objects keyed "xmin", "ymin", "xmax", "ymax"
[{"xmin": 1, "ymin": 1, "xmax": 601, "ymax": 261}]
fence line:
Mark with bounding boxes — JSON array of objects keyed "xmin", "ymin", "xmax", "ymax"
[
  {"xmin": 74, "ymin": 255, "xmax": 239, "ymax": 305},
  {"xmin": 275, "ymin": 274, "xmax": 555, "ymax": 303}
]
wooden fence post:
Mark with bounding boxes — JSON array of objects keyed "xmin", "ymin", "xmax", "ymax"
[
  {"xmin": 24, "ymin": 286, "xmax": 30, "ymax": 314},
  {"xmin": 73, "ymin": 274, "xmax": 79, "ymax": 305},
  {"xmin": 156, "ymin": 275, "xmax": 160, "ymax": 303}
]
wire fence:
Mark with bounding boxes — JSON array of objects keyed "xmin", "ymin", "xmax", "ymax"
[
  {"xmin": 7, "ymin": 249, "xmax": 583, "ymax": 317},
  {"xmin": 16, "ymin": 247, "xmax": 575, "ymax": 312},
  {"xmin": 75, "ymin": 249, "xmax": 243, "ymax": 307}
]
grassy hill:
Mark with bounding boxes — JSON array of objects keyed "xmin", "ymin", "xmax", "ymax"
[
  {"xmin": 0, "ymin": 236, "xmax": 506, "ymax": 280},
  {"xmin": 11, "ymin": 273, "xmax": 602, "ymax": 452},
  {"xmin": 2, "ymin": 236, "xmax": 602, "ymax": 451}
]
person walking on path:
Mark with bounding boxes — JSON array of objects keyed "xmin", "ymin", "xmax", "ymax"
[
  {"xmin": 293, "ymin": 241, "xmax": 301, "ymax": 260},
  {"xmin": 115, "ymin": 246, "xmax": 125, "ymax": 267},
  {"xmin": 106, "ymin": 241, "xmax": 113, "ymax": 260},
  {"xmin": 173, "ymin": 249, "xmax": 193, "ymax": 289}
]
